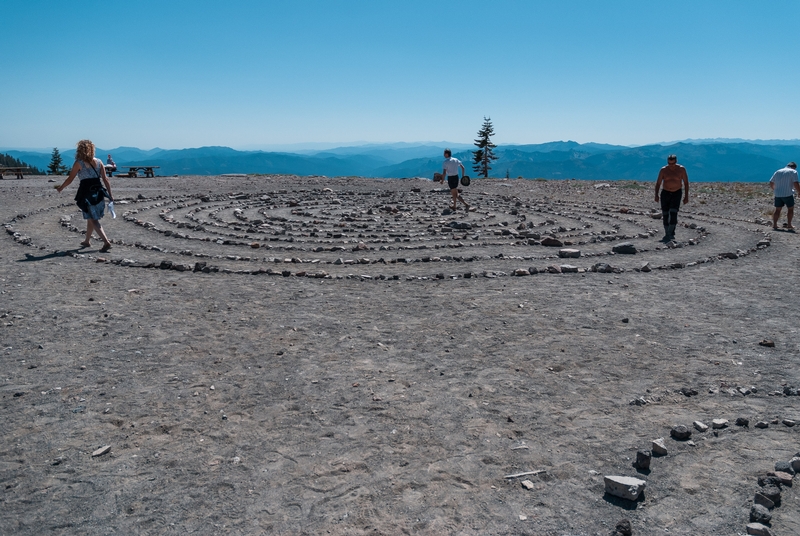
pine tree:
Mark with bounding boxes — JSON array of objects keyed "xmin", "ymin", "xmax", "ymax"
[
  {"xmin": 472, "ymin": 117, "xmax": 498, "ymax": 178},
  {"xmin": 47, "ymin": 148, "xmax": 68, "ymax": 175}
]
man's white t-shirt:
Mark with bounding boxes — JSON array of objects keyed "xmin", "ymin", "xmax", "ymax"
[
  {"xmin": 443, "ymin": 157, "xmax": 462, "ymax": 176},
  {"xmin": 770, "ymin": 167, "xmax": 799, "ymax": 198}
]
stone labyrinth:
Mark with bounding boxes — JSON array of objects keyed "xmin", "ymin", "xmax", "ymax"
[{"xmin": 4, "ymin": 179, "xmax": 774, "ymax": 280}]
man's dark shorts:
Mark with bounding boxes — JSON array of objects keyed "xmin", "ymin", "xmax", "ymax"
[
  {"xmin": 447, "ymin": 175, "xmax": 459, "ymax": 190},
  {"xmin": 775, "ymin": 195, "xmax": 795, "ymax": 208}
]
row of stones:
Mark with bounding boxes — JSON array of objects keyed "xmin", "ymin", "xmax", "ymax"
[{"xmin": 605, "ymin": 419, "xmax": 797, "ymax": 536}]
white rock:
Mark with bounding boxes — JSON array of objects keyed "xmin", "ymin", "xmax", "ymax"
[
  {"xmin": 604, "ymin": 475, "xmax": 646, "ymax": 501},
  {"xmin": 693, "ymin": 421, "xmax": 709, "ymax": 432},
  {"xmin": 521, "ymin": 480, "xmax": 534, "ymax": 490},
  {"xmin": 711, "ymin": 418, "xmax": 728, "ymax": 429},
  {"xmin": 92, "ymin": 445, "xmax": 111, "ymax": 457},
  {"xmin": 652, "ymin": 437, "xmax": 668, "ymax": 456}
]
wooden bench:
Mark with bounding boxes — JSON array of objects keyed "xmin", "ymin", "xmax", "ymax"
[
  {"xmin": 112, "ymin": 166, "xmax": 160, "ymax": 178},
  {"xmin": 0, "ymin": 167, "xmax": 31, "ymax": 179}
]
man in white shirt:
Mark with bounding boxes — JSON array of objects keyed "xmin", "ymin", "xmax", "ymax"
[
  {"xmin": 769, "ymin": 162, "xmax": 800, "ymax": 230},
  {"xmin": 441, "ymin": 149, "xmax": 468, "ymax": 211}
]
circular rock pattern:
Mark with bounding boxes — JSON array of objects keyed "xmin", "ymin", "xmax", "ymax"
[{"xmin": 4, "ymin": 179, "xmax": 774, "ymax": 281}]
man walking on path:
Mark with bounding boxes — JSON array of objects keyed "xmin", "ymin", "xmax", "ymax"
[
  {"xmin": 442, "ymin": 149, "xmax": 469, "ymax": 211},
  {"xmin": 769, "ymin": 162, "xmax": 800, "ymax": 231},
  {"xmin": 655, "ymin": 154, "xmax": 689, "ymax": 242}
]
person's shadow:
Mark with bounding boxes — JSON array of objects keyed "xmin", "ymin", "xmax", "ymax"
[{"xmin": 19, "ymin": 249, "xmax": 83, "ymax": 262}]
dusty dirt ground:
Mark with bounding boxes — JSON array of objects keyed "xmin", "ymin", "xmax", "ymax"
[{"xmin": 1, "ymin": 175, "xmax": 798, "ymax": 535}]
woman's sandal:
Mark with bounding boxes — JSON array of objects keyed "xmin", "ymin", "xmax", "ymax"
[
  {"xmin": 80, "ymin": 241, "xmax": 91, "ymax": 248},
  {"xmin": 100, "ymin": 244, "xmax": 112, "ymax": 253}
]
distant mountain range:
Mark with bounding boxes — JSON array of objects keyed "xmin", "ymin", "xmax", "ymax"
[{"xmin": 4, "ymin": 140, "xmax": 799, "ymax": 182}]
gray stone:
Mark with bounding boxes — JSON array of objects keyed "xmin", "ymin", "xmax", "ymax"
[
  {"xmin": 783, "ymin": 418, "xmax": 796, "ymax": 427},
  {"xmin": 736, "ymin": 417, "xmax": 750, "ymax": 427},
  {"xmin": 755, "ymin": 421, "xmax": 769, "ymax": 429},
  {"xmin": 750, "ymin": 504, "xmax": 772, "ymax": 524},
  {"xmin": 560, "ymin": 265, "xmax": 579, "ymax": 273},
  {"xmin": 746, "ymin": 522, "xmax": 773, "ymax": 536},
  {"xmin": 774, "ymin": 461, "xmax": 795, "ymax": 475},
  {"xmin": 604, "ymin": 475, "xmax": 646, "ymax": 501},
  {"xmin": 640, "ymin": 262, "xmax": 651, "ymax": 272},
  {"xmin": 558, "ymin": 248, "xmax": 581, "ymax": 258},
  {"xmin": 753, "ymin": 491, "xmax": 774, "ymax": 510},
  {"xmin": 651, "ymin": 438, "xmax": 668, "ymax": 456},
  {"xmin": 612, "ymin": 242, "xmax": 637, "ymax": 254},
  {"xmin": 670, "ymin": 425, "xmax": 692, "ymax": 440},
  {"xmin": 712, "ymin": 418, "xmax": 728, "ymax": 429}
]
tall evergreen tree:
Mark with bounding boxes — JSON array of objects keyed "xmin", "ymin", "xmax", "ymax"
[
  {"xmin": 47, "ymin": 148, "xmax": 68, "ymax": 175},
  {"xmin": 472, "ymin": 117, "xmax": 498, "ymax": 178}
]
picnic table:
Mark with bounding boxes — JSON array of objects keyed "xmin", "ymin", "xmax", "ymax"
[
  {"xmin": 0, "ymin": 167, "xmax": 31, "ymax": 179},
  {"xmin": 110, "ymin": 166, "xmax": 160, "ymax": 178}
]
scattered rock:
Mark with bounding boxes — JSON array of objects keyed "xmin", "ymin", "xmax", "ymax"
[
  {"xmin": 634, "ymin": 450, "xmax": 651, "ymax": 470},
  {"xmin": 651, "ymin": 438, "xmax": 668, "ymax": 456},
  {"xmin": 758, "ymin": 339, "xmax": 775, "ymax": 347},
  {"xmin": 92, "ymin": 445, "xmax": 111, "ymax": 457},
  {"xmin": 753, "ymin": 491, "xmax": 774, "ymax": 510},
  {"xmin": 612, "ymin": 518, "xmax": 632, "ymax": 536},
  {"xmin": 680, "ymin": 387, "xmax": 698, "ymax": 397},
  {"xmin": 541, "ymin": 236, "xmax": 563, "ymax": 247},
  {"xmin": 604, "ymin": 475, "xmax": 646, "ymax": 501},
  {"xmin": 670, "ymin": 425, "xmax": 691, "ymax": 440},
  {"xmin": 736, "ymin": 417, "xmax": 750, "ymax": 427},
  {"xmin": 746, "ymin": 523, "xmax": 773, "ymax": 536},
  {"xmin": 749, "ymin": 504, "xmax": 771, "ymax": 524},
  {"xmin": 768, "ymin": 471, "xmax": 793, "ymax": 485},
  {"xmin": 521, "ymin": 480, "xmax": 534, "ymax": 490},
  {"xmin": 693, "ymin": 421, "xmax": 708, "ymax": 432},
  {"xmin": 759, "ymin": 485, "xmax": 781, "ymax": 504},
  {"xmin": 782, "ymin": 418, "xmax": 796, "ymax": 427},
  {"xmin": 612, "ymin": 242, "xmax": 637, "ymax": 254},
  {"xmin": 712, "ymin": 418, "xmax": 728, "ymax": 429},
  {"xmin": 558, "ymin": 248, "xmax": 581, "ymax": 258},
  {"xmin": 790, "ymin": 457, "xmax": 800, "ymax": 473},
  {"xmin": 560, "ymin": 264, "xmax": 579, "ymax": 273},
  {"xmin": 755, "ymin": 421, "xmax": 769, "ymax": 429},
  {"xmin": 774, "ymin": 461, "xmax": 795, "ymax": 476}
]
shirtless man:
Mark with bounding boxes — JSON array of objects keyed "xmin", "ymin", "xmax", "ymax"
[{"xmin": 654, "ymin": 154, "xmax": 689, "ymax": 242}]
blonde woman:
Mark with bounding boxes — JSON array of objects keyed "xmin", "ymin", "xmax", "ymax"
[{"xmin": 56, "ymin": 139, "xmax": 114, "ymax": 252}]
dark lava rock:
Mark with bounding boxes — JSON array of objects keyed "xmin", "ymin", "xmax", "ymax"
[
  {"xmin": 750, "ymin": 504, "xmax": 772, "ymax": 524},
  {"xmin": 612, "ymin": 242, "xmax": 637, "ymax": 254},
  {"xmin": 759, "ymin": 339, "xmax": 775, "ymax": 347},
  {"xmin": 736, "ymin": 417, "xmax": 750, "ymax": 427},
  {"xmin": 680, "ymin": 387, "xmax": 698, "ymax": 397},
  {"xmin": 541, "ymin": 236, "xmax": 563, "ymax": 247},
  {"xmin": 758, "ymin": 476, "xmax": 782, "ymax": 488},
  {"xmin": 611, "ymin": 518, "xmax": 632, "ymax": 536},
  {"xmin": 759, "ymin": 484, "xmax": 781, "ymax": 504},
  {"xmin": 670, "ymin": 425, "xmax": 692, "ymax": 440},
  {"xmin": 634, "ymin": 450, "xmax": 651, "ymax": 470}
]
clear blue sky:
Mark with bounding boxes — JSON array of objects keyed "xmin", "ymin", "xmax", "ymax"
[{"xmin": 4, "ymin": 0, "xmax": 799, "ymax": 150}]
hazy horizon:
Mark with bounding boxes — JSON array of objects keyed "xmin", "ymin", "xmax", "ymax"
[{"xmin": 3, "ymin": 1, "xmax": 799, "ymax": 150}]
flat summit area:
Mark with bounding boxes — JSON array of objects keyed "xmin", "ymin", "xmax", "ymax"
[{"xmin": 1, "ymin": 175, "xmax": 798, "ymax": 535}]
